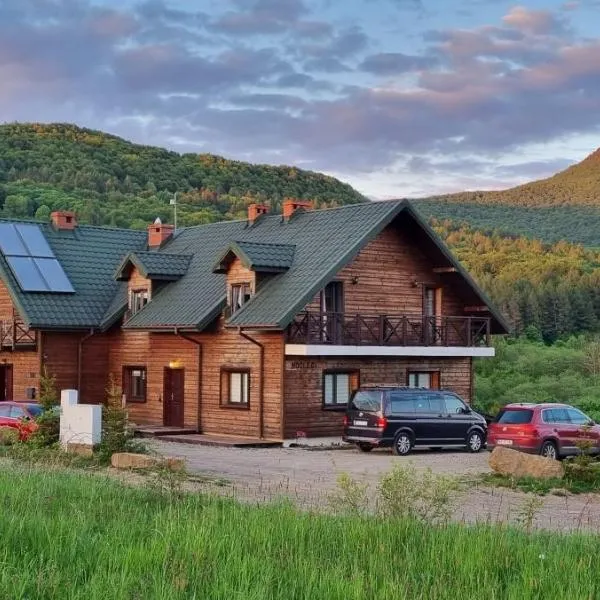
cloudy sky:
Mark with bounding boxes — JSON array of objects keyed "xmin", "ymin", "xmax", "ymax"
[{"xmin": 1, "ymin": 0, "xmax": 599, "ymax": 198}]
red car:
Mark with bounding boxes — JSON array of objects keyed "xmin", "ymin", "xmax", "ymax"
[
  {"xmin": 0, "ymin": 402, "xmax": 42, "ymax": 441},
  {"xmin": 487, "ymin": 403, "xmax": 600, "ymax": 460}
]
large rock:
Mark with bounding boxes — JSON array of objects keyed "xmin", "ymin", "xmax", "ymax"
[
  {"xmin": 489, "ymin": 446, "xmax": 564, "ymax": 479},
  {"xmin": 111, "ymin": 452, "xmax": 159, "ymax": 470},
  {"xmin": 110, "ymin": 452, "xmax": 185, "ymax": 471}
]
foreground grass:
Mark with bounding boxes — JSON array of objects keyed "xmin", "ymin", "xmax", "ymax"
[{"xmin": 0, "ymin": 465, "xmax": 599, "ymax": 599}]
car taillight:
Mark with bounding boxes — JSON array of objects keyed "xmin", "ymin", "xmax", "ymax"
[
  {"xmin": 514, "ymin": 424, "xmax": 537, "ymax": 436},
  {"xmin": 376, "ymin": 416, "xmax": 387, "ymax": 429},
  {"xmin": 342, "ymin": 415, "xmax": 349, "ymax": 427}
]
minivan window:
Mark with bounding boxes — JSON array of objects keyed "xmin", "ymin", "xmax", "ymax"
[
  {"xmin": 413, "ymin": 395, "xmax": 443, "ymax": 414},
  {"xmin": 495, "ymin": 409, "xmax": 533, "ymax": 424},
  {"xmin": 388, "ymin": 392, "xmax": 415, "ymax": 415},
  {"xmin": 443, "ymin": 394, "xmax": 467, "ymax": 414},
  {"xmin": 567, "ymin": 408, "xmax": 590, "ymax": 425},
  {"xmin": 350, "ymin": 390, "xmax": 381, "ymax": 412}
]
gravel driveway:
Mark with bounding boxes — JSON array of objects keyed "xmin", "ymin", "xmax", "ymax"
[{"xmin": 149, "ymin": 440, "xmax": 600, "ymax": 533}]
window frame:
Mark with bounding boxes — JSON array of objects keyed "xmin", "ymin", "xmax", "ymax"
[
  {"xmin": 322, "ymin": 369, "xmax": 360, "ymax": 411},
  {"xmin": 407, "ymin": 370, "xmax": 441, "ymax": 389},
  {"xmin": 220, "ymin": 368, "xmax": 251, "ymax": 409},
  {"xmin": 230, "ymin": 283, "xmax": 252, "ymax": 313},
  {"xmin": 123, "ymin": 366, "xmax": 147, "ymax": 404},
  {"xmin": 129, "ymin": 288, "xmax": 150, "ymax": 316}
]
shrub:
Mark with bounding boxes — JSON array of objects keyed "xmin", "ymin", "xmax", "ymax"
[
  {"xmin": 0, "ymin": 428, "xmax": 19, "ymax": 446},
  {"xmin": 28, "ymin": 369, "xmax": 60, "ymax": 447},
  {"xmin": 328, "ymin": 473, "xmax": 369, "ymax": 516}
]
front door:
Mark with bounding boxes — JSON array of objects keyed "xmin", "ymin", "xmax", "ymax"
[
  {"xmin": 0, "ymin": 365, "xmax": 13, "ymax": 401},
  {"xmin": 320, "ymin": 281, "xmax": 344, "ymax": 343},
  {"xmin": 163, "ymin": 368, "xmax": 184, "ymax": 427}
]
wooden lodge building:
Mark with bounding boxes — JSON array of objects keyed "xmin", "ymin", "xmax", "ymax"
[{"xmin": 0, "ymin": 200, "xmax": 508, "ymax": 439}]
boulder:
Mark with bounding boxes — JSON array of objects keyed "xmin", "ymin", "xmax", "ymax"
[
  {"xmin": 66, "ymin": 443, "xmax": 94, "ymax": 457},
  {"xmin": 111, "ymin": 452, "xmax": 159, "ymax": 470},
  {"xmin": 489, "ymin": 446, "xmax": 564, "ymax": 480},
  {"xmin": 110, "ymin": 452, "xmax": 185, "ymax": 472}
]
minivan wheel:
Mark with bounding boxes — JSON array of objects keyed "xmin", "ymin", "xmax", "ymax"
[
  {"xmin": 392, "ymin": 432, "xmax": 413, "ymax": 456},
  {"xmin": 540, "ymin": 440, "xmax": 558, "ymax": 460},
  {"xmin": 357, "ymin": 443, "xmax": 374, "ymax": 453},
  {"xmin": 466, "ymin": 431, "xmax": 484, "ymax": 453}
]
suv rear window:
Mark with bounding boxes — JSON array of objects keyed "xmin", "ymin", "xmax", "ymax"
[
  {"xmin": 495, "ymin": 409, "xmax": 533, "ymax": 424},
  {"xmin": 350, "ymin": 390, "xmax": 382, "ymax": 412}
]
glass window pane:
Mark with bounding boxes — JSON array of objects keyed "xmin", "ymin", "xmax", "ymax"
[
  {"xmin": 230, "ymin": 373, "xmax": 242, "ymax": 403},
  {"xmin": 443, "ymin": 394, "xmax": 466, "ymax": 414},
  {"xmin": 429, "ymin": 396, "xmax": 443, "ymax": 414},
  {"xmin": 495, "ymin": 409, "xmax": 533, "ymax": 424},
  {"xmin": 567, "ymin": 408, "xmax": 589, "ymax": 425},
  {"xmin": 542, "ymin": 409, "xmax": 554, "ymax": 424},
  {"xmin": 10, "ymin": 406, "xmax": 25, "ymax": 418},
  {"xmin": 34, "ymin": 258, "xmax": 75, "ymax": 293},
  {"xmin": 0, "ymin": 223, "xmax": 28, "ymax": 256},
  {"xmin": 15, "ymin": 224, "xmax": 54, "ymax": 258},
  {"xmin": 0, "ymin": 405, "xmax": 11, "ymax": 417},
  {"xmin": 389, "ymin": 393, "xmax": 415, "ymax": 415},
  {"xmin": 242, "ymin": 373, "xmax": 249, "ymax": 404},
  {"xmin": 335, "ymin": 374, "xmax": 350, "ymax": 404},
  {"xmin": 6, "ymin": 256, "xmax": 49, "ymax": 291},
  {"xmin": 324, "ymin": 374, "xmax": 334, "ymax": 405},
  {"xmin": 553, "ymin": 408, "xmax": 570, "ymax": 423},
  {"xmin": 414, "ymin": 395, "xmax": 430, "ymax": 413}
]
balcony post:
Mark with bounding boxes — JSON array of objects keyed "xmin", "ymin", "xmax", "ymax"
[
  {"xmin": 486, "ymin": 318, "xmax": 491, "ymax": 346},
  {"xmin": 467, "ymin": 317, "xmax": 472, "ymax": 347}
]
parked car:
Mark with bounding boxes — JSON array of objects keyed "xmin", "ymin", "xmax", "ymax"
[
  {"xmin": 342, "ymin": 386, "xmax": 487, "ymax": 455},
  {"xmin": 487, "ymin": 403, "xmax": 600, "ymax": 460},
  {"xmin": 0, "ymin": 401, "xmax": 43, "ymax": 441}
]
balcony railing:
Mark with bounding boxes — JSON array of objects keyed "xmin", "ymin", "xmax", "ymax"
[
  {"xmin": 0, "ymin": 319, "xmax": 37, "ymax": 350},
  {"xmin": 287, "ymin": 312, "xmax": 491, "ymax": 347}
]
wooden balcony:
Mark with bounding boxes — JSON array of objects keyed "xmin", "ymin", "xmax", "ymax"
[
  {"xmin": 287, "ymin": 312, "xmax": 491, "ymax": 347},
  {"xmin": 0, "ymin": 319, "xmax": 37, "ymax": 350}
]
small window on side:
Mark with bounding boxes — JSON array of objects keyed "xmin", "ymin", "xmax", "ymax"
[
  {"xmin": 407, "ymin": 371, "xmax": 440, "ymax": 389},
  {"xmin": 221, "ymin": 369, "xmax": 250, "ymax": 407},
  {"xmin": 123, "ymin": 366, "xmax": 147, "ymax": 403},
  {"xmin": 323, "ymin": 371, "xmax": 359, "ymax": 408}
]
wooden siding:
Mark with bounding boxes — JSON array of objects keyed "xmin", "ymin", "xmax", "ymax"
[
  {"xmin": 107, "ymin": 327, "xmax": 285, "ymax": 438},
  {"xmin": 304, "ymin": 222, "xmax": 464, "ymax": 317},
  {"xmin": 227, "ymin": 258, "xmax": 256, "ymax": 296},
  {"xmin": 283, "ymin": 356, "xmax": 472, "ymax": 438}
]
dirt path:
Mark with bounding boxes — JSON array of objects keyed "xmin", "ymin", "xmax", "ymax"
[{"xmin": 149, "ymin": 440, "xmax": 600, "ymax": 533}]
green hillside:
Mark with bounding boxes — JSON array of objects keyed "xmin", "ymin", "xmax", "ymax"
[
  {"xmin": 0, "ymin": 123, "xmax": 365, "ymax": 228},
  {"xmin": 416, "ymin": 148, "xmax": 600, "ymax": 246}
]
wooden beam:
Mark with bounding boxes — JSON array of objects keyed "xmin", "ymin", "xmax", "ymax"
[
  {"xmin": 432, "ymin": 267, "xmax": 457, "ymax": 274},
  {"xmin": 464, "ymin": 306, "xmax": 489, "ymax": 313}
]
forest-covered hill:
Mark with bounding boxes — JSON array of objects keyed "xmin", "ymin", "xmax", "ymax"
[{"xmin": 0, "ymin": 123, "xmax": 365, "ymax": 228}]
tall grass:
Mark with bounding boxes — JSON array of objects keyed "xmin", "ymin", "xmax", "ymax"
[{"xmin": 0, "ymin": 464, "xmax": 598, "ymax": 599}]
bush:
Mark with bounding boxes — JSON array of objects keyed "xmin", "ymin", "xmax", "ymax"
[
  {"xmin": 0, "ymin": 428, "xmax": 19, "ymax": 446},
  {"xmin": 28, "ymin": 369, "xmax": 60, "ymax": 447}
]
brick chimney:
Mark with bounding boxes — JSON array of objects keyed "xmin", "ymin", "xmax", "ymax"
[
  {"xmin": 51, "ymin": 211, "xmax": 77, "ymax": 230},
  {"xmin": 148, "ymin": 218, "xmax": 175, "ymax": 248},
  {"xmin": 282, "ymin": 199, "xmax": 312, "ymax": 221},
  {"xmin": 248, "ymin": 203, "xmax": 268, "ymax": 225}
]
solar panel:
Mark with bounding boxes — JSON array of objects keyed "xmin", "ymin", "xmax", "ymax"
[
  {"xmin": 16, "ymin": 224, "xmax": 54, "ymax": 258},
  {"xmin": 0, "ymin": 223, "xmax": 28, "ymax": 256},
  {"xmin": 6, "ymin": 257, "xmax": 49, "ymax": 292},
  {"xmin": 34, "ymin": 258, "xmax": 75, "ymax": 293},
  {"xmin": 0, "ymin": 222, "xmax": 75, "ymax": 294}
]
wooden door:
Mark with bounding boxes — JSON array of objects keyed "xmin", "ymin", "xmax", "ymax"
[
  {"xmin": 0, "ymin": 366, "xmax": 13, "ymax": 401},
  {"xmin": 163, "ymin": 368, "xmax": 184, "ymax": 427}
]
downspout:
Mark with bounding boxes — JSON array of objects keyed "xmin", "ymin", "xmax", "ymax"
[
  {"xmin": 175, "ymin": 328, "xmax": 203, "ymax": 433},
  {"xmin": 239, "ymin": 329, "xmax": 265, "ymax": 439},
  {"xmin": 77, "ymin": 329, "xmax": 96, "ymax": 395}
]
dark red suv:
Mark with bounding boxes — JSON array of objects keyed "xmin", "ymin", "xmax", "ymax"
[{"xmin": 487, "ymin": 403, "xmax": 600, "ymax": 460}]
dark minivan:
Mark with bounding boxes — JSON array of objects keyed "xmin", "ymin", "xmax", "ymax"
[{"xmin": 342, "ymin": 386, "xmax": 487, "ymax": 455}]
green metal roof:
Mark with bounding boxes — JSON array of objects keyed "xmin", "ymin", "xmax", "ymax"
[
  {"xmin": 115, "ymin": 251, "xmax": 192, "ymax": 281},
  {"xmin": 125, "ymin": 200, "xmax": 509, "ymax": 334},
  {"xmin": 213, "ymin": 241, "xmax": 296, "ymax": 273},
  {"xmin": 0, "ymin": 219, "xmax": 147, "ymax": 329}
]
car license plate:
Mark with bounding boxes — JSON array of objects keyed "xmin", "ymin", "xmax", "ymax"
[
  {"xmin": 497, "ymin": 439, "xmax": 513, "ymax": 446},
  {"xmin": 354, "ymin": 420, "xmax": 368, "ymax": 427}
]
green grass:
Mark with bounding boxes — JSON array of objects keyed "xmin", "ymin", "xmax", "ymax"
[{"xmin": 0, "ymin": 465, "xmax": 599, "ymax": 599}]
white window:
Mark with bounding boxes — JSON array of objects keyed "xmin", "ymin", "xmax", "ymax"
[
  {"xmin": 408, "ymin": 371, "xmax": 440, "ymax": 389},
  {"xmin": 222, "ymin": 370, "xmax": 250, "ymax": 406},
  {"xmin": 323, "ymin": 371, "xmax": 359, "ymax": 407},
  {"xmin": 129, "ymin": 289, "xmax": 149, "ymax": 315},
  {"xmin": 230, "ymin": 283, "xmax": 252, "ymax": 313}
]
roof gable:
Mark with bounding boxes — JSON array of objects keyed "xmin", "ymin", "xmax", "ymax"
[
  {"xmin": 115, "ymin": 251, "xmax": 192, "ymax": 281},
  {"xmin": 213, "ymin": 241, "xmax": 295, "ymax": 274}
]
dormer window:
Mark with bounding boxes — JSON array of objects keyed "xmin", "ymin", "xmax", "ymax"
[
  {"xmin": 129, "ymin": 289, "xmax": 149, "ymax": 315},
  {"xmin": 230, "ymin": 283, "xmax": 252, "ymax": 313}
]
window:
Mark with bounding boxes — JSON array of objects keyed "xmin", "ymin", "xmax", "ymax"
[
  {"xmin": 123, "ymin": 367, "xmax": 147, "ymax": 403},
  {"xmin": 407, "ymin": 371, "xmax": 440, "ymax": 389},
  {"xmin": 230, "ymin": 283, "xmax": 252, "ymax": 313},
  {"xmin": 0, "ymin": 405, "xmax": 11, "ymax": 418},
  {"xmin": 443, "ymin": 394, "xmax": 468, "ymax": 414},
  {"xmin": 567, "ymin": 408, "xmax": 591, "ymax": 425},
  {"xmin": 323, "ymin": 371, "xmax": 359, "ymax": 408},
  {"xmin": 129, "ymin": 289, "xmax": 149, "ymax": 315},
  {"xmin": 495, "ymin": 409, "xmax": 533, "ymax": 424},
  {"xmin": 9, "ymin": 405, "xmax": 26, "ymax": 419},
  {"xmin": 221, "ymin": 369, "xmax": 250, "ymax": 407},
  {"xmin": 388, "ymin": 392, "xmax": 416, "ymax": 415}
]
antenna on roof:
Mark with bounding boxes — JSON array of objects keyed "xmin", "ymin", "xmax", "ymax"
[{"xmin": 170, "ymin": 192, "xmax": 178, "ymax": 232}]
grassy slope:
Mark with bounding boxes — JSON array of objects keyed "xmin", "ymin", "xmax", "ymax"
[{"xmin": 0, "ymin": 465, "xmax": 599, "ymax": 600}]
